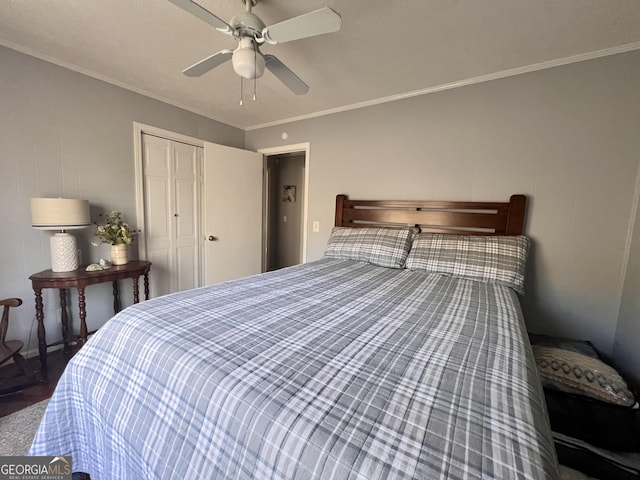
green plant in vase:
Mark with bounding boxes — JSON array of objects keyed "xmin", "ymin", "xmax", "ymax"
[{"xmin": 93, "ymin": 211, "xmax": 137, "ymax": 265}]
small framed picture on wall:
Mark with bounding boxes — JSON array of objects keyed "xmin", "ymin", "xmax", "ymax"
[{"xmin": 282, "ymin": 185, "xmax": 296, "ymax": 202}]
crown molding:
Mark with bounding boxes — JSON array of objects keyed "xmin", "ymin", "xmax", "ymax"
[
  {"xmin": 0, "ymin": 40, "xmax": 245, "ymax": 131},
  {"xmin": 245, "ymin": 41, "xmax": 640, "ymax": 131},
  {"xmin": 2, "ymin": 38, "xmax": 638, "ymax": 133}
]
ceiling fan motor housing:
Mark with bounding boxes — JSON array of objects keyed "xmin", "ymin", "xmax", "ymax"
[{"xmin": 229, "ymin": 12, "xmax": 265, "ymax": 39}]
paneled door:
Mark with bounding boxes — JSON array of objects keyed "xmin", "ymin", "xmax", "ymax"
[
  {"xmin": 203, "ymin": 141, "xmax": 263, "ymax": 285},
  {"xmin": 136, "ymin": 127, "xmax": 264, "ymax": 295},
  {"xmin": 141, "ymin": 133, "xmax": 201, "ymax": 297}
]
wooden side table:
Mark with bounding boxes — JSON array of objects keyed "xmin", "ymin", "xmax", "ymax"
[{"xmin": 29, "ymin": 260, "xmax": 151, "ymax": 372}]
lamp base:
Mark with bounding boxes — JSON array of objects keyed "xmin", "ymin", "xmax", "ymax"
[{"xmin": 50, "ymin": 232, "xmax": 79, "ymax": 272}]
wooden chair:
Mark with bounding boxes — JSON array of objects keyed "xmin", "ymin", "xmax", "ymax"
[{"xmin": 0, "ymin": 298, "xmax": 36, "ymax": 394}]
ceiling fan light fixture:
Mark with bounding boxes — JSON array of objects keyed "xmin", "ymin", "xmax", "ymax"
[
  {"xmin": 232, "ymin": 38, "xmax": 265, "ymax": 79},
  {"xmin": 175, "ymin": 0, "xmax": 342, "ymax": 96}
]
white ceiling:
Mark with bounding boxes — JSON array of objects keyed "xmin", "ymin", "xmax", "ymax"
[{"xmin": 1, "ymin": 0, "xmax": 639, "ymax": 130}]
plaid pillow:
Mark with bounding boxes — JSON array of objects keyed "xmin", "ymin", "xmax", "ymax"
[
  {"xmin": 324, "ymin": 227, "xmax": 417, "ymax": 268},
  {"xmin": 406, "ymin": 233, "xmax": 530, "ymax": 294}
]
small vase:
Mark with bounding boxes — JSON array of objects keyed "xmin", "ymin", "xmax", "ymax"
[{"xmin": 110, "ymin": 244, "xmax": 129, "ymax": 265}]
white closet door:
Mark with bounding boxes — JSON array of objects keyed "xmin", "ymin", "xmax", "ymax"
[
  {"xmin": 172, "ymin": 141, "xmax": 201, "ymax": 292},
  {"xmin": 204, "ymin": 141, "xmax": 263, "ymax": 285},
  {"xmin": 142, "ymin": 134, "xmax": 201, "ymax": 297}
]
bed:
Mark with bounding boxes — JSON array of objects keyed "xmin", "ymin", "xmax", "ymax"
[{"xmin": 30, "ymin": 194, "xmax": 559, "ymax": 479}]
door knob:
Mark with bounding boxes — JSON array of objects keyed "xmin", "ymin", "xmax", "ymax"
[{"xmin": 208, "ymin": 235, "xmax": 217, "ymax": 241}]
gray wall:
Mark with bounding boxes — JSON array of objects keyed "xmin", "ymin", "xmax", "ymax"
[
  {"xmin": 0, "ymin": 46, "xmax": 244, "ymax": 354},
  {"xmin": 246, "ymin": 51, "xmax": 640, "ymax": 380},
  {"xmin": 614, "ymin": 198, "xmax": 640, "ymax": 384}
]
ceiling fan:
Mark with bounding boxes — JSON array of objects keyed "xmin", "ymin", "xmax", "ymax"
[{"xmin": 169, "ymin": 0, "xmax": 342, "ymax": 99}]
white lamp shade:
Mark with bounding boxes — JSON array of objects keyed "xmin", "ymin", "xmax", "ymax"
[
  {"xmin": 31, "ymin": 198, "xmax": 91, "ymax": 230},
  {"xmin": 30, "ymin": 197, "xmax": 91, "ymax": 272}
]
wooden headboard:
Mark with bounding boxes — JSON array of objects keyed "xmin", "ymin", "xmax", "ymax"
[{"xmin": 334, "ymin": 194, "xmax": 526, "ymax": 235}]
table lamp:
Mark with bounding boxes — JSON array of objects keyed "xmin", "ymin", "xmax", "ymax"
[{"xmin": 31, "ymin": 198, "xmax": 91, "ymax": 272}]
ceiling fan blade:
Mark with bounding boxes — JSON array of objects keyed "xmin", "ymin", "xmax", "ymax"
[
  {"xmin": 183, "ymin": 50, "xmax": 233, "ymax": 77},
  {"xmin": 262, "ymin": 7, "xmax": 341, "ymax": 44},
  {"xmin": 264, "ymin": 55, "xmax": 309, "ymax": 95},
  {"xmin": 167, "ymin": 0, "xmax": 231, "ymax": 32}
]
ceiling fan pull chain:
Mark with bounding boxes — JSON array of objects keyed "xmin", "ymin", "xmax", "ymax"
[
  {"xmin": 253, "ymin": 45, "xmax": 257, "ymax": 101},
  {"xmin": 240, "ymin": 77, "xmax": 244, "ymax": 106}
]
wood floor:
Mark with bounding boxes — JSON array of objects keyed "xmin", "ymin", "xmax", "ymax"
[{"xmin": 0, "ymin": 348, "xmax": 72, "ymax": 417}]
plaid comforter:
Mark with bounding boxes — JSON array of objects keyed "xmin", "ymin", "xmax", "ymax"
[{"xmin": 30, "ymin": 258, "xmax": 559, "ymax": 479}]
